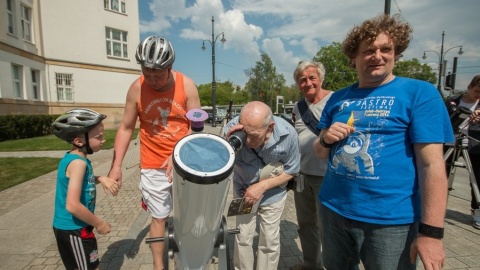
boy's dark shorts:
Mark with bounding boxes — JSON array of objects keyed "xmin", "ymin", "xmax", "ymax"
[{"xmin": 53, "ymin": 225, "xmax": 99, "ymax": 270}]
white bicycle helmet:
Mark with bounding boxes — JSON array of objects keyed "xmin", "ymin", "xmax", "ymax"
[
  {"xmin": 135, "ymin": 36, "xmax": 175, "ymax": 69},
  {"xmin": 52, "ymin": 108, "xmax": 106, "ymax": 143}
]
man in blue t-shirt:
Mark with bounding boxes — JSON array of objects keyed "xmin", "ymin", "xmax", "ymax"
[{"xmin": 313, "ymin": 15, "xmax": 454, "ymax": 270}]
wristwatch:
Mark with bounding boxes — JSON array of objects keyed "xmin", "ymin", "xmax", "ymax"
[
  {"xmin": 319, "ymin": 134, "xmax": 334, "ymax": 148},
  {"xmin": 418, "ymin": 222, "xmax": 444, "ymax": 239}
]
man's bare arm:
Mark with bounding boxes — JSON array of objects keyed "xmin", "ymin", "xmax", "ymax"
[
  {"xmin": 410, "ymin": 143, "xmax": 447, "ymax": 269},
  {"xmin": 109, "ymin": 79, "xmax": 140, "ymax": 183}
]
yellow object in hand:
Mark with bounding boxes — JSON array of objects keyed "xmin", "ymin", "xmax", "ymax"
[{"xmin": 346, "ymin": 111, "xmax": 355, "ymax": 127}]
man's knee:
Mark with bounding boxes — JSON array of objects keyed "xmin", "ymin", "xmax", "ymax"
[
  {"xmin": 262, "ymin": 228, "xmax": 281, "ymax": 245},
  {"xmin": 236, "ymin": 231, "xmax": 254, "ymax": 245},
  {"xmin": 152, "ymin": 216, "xmax": 168, "ymax": 223},
  {"xmin": 150, "ymin": 217, "xmax": 168, "ymax": 236}
]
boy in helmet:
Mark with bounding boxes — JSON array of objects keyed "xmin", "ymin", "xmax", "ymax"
[
  {"xmin": 52, "ymin": 108, "xmax": 119, "ymax": 270},
  {"xmin": 109, "ymin": 35, "xmax": 201, "ymax": 269}
]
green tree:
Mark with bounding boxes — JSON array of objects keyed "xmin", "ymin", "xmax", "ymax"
[
  {"xmin": 279, "ymin": 84, "xmax": 302, "ymax": 106},
  {"xmin": 197, "ymin": 80, "xmax": 237, "ymax": 106},
  {"xmin": 244, "ymin": 52, "xmax": 286, "ymax": 109},
  {"xmin": 393, "ymin": 58, "xmax": 437, "ymax": 84},
  {"xmin": 313, "ymin": 42, "xmax": 357, "ymax": 91},
  {"xmin": 231, "ymin": 89, "xmax": 251, "ymax": 105}
]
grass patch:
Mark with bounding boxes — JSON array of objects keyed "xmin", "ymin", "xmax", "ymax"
[
  {"xmin": 0, "ymin": 157, "xmax": 60, "ymax": 192},
  {"xmin": 0, "ymin": 129, "xmax": 139, "ymax": 192},
  {"xmin": 0, "ymin": 129, "xmax": 139, "ymax": 151}
]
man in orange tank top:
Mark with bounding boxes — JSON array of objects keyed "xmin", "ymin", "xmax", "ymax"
[{"xmin": 109, "ymin": 36, "xmax": 201, "ymax": 270}]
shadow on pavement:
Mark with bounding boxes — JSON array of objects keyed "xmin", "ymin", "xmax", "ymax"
[
  {"xmin": 446, "ymin": 208, "xmax": 472, "ymax": 227},
  {"xmin": 101, "ymin": 225, "xmax": 150, "ymax": 270}
]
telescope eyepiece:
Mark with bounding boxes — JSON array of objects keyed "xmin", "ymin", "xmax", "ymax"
[{"xmin": 228, "ymin": 130, "xmax": 246, "ymax": 151}]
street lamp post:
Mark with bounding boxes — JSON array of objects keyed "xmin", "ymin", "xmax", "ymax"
[
  {"xmin": 202, "ymin": 16, "xmax": 226, "ymax": 127},
  {"xmin": 422, "ymin": 31, "xmax": 463, "ymax": 97}
]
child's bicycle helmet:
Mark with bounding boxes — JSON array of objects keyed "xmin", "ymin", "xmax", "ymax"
[
  {"xmin": 52, "ymin": 108, "xmax": 106, "ymax": 154},
  {"xmin": 135, "ymin": 36, "xmax": 175, "ymax": 69}
]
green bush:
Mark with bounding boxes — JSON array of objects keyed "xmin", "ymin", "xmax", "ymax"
[{"xmin": 0, "ymin": 114, "xmax": 59, "ymax": 141}]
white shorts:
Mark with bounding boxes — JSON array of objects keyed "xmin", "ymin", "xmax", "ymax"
[{"xmin": 139, "ymin": 169, "xmax": 172, "ymax": 219}]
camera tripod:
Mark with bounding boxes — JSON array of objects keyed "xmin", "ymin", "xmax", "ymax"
[{"xmin": 444, "ymin": 133, "xmax": 480, "ymax": 217}]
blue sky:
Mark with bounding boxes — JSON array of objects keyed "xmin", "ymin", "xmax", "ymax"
[{"xmin": 138, "ymin": 0, "xmax": 480, "ymax": 92}]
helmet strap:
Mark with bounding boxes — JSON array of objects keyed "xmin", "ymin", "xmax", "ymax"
[
  {"xmin": 71, "ymin": 133, "xmax": 93, "ymax": 154},
  {"xmin": 84, "ymin": 133, "xmax": 94, "ymax": 155}
]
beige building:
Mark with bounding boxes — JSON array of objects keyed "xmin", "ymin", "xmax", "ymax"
[{"xmin": 0, "ymin": 0, "xmax": 141, "ymax": 128}]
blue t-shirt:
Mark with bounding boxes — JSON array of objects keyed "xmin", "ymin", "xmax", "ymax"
[
  {"xmin": 53, "ymin": 152, "xmax": 96, "ymax": 230},
  {"xmin": 317, "ymin": 77, "xmax": 454, "ymax": 225}
]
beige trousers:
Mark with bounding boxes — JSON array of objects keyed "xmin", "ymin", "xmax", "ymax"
[{"xmin": 233, "ymin": 194, "xmax": 287, "ymax": 270}]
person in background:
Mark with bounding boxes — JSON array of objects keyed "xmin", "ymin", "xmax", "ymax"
[
  {"xmin": 445, "ymin": 75, "xmax": 480, "ymax": 229},
  {"xmin": 108, "ymin": 36, "xmax": 200, "ymax": 270},
  {"xmin": 313, "ymin": 14, "xmax": 454, "ymax": 269},
  {"xmin": 290, "ymin": 61, "xmax": 332, "ymax": 270},
  {"xmin": 51, "ymin": 108, "xmax": 119, "ymax": 270},
  {"xmin": 224, "ymin": 101, "xmax": 300, "ymax": 270}
]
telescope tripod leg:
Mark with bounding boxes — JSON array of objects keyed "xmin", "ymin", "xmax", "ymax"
[
  {"xmin": 444, "ymin": 145, "xmax": 480, "ymax": 224},
  {"xmin": 126, "ymin": 133, "xmax": 139, "ymax": 169},
  {"xmin": 444, "ymin": 146, "xmax": 461, "ymax": 192}
]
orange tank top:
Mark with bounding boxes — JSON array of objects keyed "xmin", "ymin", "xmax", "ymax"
[{"xmin": 138, "ymin": 72, "xmax": 190, "ymax": 168}]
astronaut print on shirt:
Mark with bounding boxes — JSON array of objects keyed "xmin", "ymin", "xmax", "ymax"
[{"xmin": 330, "ymin": 95, "xmax": 395, "ymax": 180}]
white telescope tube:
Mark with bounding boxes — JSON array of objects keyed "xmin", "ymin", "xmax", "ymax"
[{"xmin": 172, "ymin": 133, "xmax": 235, "ymax": 269}]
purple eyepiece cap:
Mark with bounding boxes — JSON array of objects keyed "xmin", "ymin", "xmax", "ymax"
[{"xmin": 186, "ymin": 109, "xmax": 209, "ymax": 132}]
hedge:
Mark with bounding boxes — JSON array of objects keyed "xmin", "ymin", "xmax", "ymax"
[{"xmin": 0, "ymin": 114, "xmax": 60, "ymax": 141}]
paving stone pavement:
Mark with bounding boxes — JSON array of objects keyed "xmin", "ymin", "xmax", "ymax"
[{"xmin": 0, "ymin": 125, "xmax": 479, "ymax": 269}]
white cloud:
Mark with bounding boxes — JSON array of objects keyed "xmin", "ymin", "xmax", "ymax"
[
  {"xmin": 139, "ymin": 0, "xmax": 188, "ymax": 34},
  {"xmin": 219, "ymin": 9, "xmax": 263, "ymax": 58},
  {"xmin": 300, "ymin": 38, "xmax": 320, "ymax": 58},
  {"xmin": 140, "ymin": 0, "xmax": 480, "ymax": 89},
  {"xmin": 262, "ymin": 38, "xmax": 301, "ymax": 83}
]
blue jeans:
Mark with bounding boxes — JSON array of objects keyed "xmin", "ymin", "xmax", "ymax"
[{"xmin": 320, "ymin": 204, "xmax": 418, "ymax": 270}]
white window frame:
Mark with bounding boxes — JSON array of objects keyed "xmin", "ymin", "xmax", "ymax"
[
  {"xmin": 55, "ymin": 73, "xmax": 74, "ymax": 102},
  {"xmin": 12, "ymin": 64, "xmax": 23, "ymax": 99},
  {"xmin": 21, "ymin": 4, "xmax": 32, "ymax": 42},
  {"xmin": 104, "ymin": 0, "xmax": 126, "ymax": 14},
  {"xmin": 105, "ymin": 27, "xmax": 128, "ymax": 59},
  {"xmin": 31, "ymin": 69, "xmax": 40, "ymax": 100},
  {"xmin": 6, "ymin": 0, "xmax": 15, "ymax": 35}
]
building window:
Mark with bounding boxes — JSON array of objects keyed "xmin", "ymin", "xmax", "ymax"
[
  {"xmin": 6, "ymin": 0, "xmax": 15, "ymax": 35},
  {"xmin": 55, "ymin": 73, "xmax": 74, "ymax": 102},
  {"xmin": 121, "ymin": 0, "xmax": 126, "ymax": 13},
  {"xmin": 12, "ymin": 64, "xmax": 23, "ymax": 99},
  {"xmin": 105, "ymin": 27, "xmax": 128, "ymax": 58},
  {"xmin": 31, "ymin": 69, "xmax": 40, "ymax": 100},
  {"xmin": 104, "ymin": 0, "xmax": 126, "ymax": 13},
  {"xmin": 21, "ymin": 5, "xmax": 32, "ymax": 41}
]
